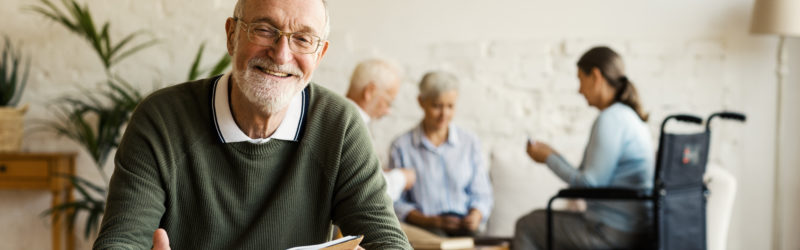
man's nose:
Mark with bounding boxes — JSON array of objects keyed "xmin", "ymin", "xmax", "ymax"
[{"xmin": 269, "ymin": 36, "xmax": 293, "ymax": 65}]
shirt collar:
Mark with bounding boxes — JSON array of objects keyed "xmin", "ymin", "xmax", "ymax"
[
  {"xmin": 347, "ymin": 98, "xmax": 371, "ymax": 124},
  {"xmin": 211, "ymin": 72, "xmax": 308, "ymax": 144},
  {"xmin": 411, "ymin": 123, "xmax": 459, "ymax": 149}
]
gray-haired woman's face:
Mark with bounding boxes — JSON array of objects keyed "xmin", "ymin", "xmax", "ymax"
[{"xmin": 419, "ymin": 90, "xmax": 458, "ymax": 132}]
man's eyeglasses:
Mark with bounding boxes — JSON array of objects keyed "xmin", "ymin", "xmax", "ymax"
[{"xmin": 233, "ymin": 17, "xmax": 324, "ymax": 54}]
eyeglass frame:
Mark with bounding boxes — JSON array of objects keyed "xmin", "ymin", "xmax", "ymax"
[{"xmin": 231, "ymin": 17, "xmax": 325, "ymax": 55}]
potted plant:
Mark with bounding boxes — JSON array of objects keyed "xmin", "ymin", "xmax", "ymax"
[
  {"xmin": 30, "ymin": 0, "xmax": 155, "ymax": 239},
  {"xmin": 30, "ymin": 0, "xmax": 230, "ymax": 240},
  {"xmin": 0, "ymin": 36, "xmax": 30, "ymax": 151}
]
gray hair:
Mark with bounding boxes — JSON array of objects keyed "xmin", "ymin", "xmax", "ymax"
[
  {"xmin": 233, "ymin": 0, "xmax": 331, "ymax": 39},
  {"xmin": 418, "ymin": 71, "xmax": 459, "ymax": 101},
  {"xmin": 348, "ymin": 58, "xmax": 402, "ymax": 93}
]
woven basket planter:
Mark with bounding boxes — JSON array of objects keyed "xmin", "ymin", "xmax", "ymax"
[{"xmin": 0, "ymin": 105, "xmax": 27, "ymax": 151}]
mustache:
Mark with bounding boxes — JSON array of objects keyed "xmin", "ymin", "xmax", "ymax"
[{"xmin": 248, "ymin": 57, "xmax": 303, "ymax": 77}]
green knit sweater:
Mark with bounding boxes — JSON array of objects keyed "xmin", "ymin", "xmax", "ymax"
[{"xmin": 93, "ymin": 77, "xmax": 411, "ymax": 249}]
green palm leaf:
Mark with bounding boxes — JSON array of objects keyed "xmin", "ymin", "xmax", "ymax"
[
  {"xmin": 209, "ymin": 53, "xmax": 231, "ymax": 77},
  {"xmin": 0, "ymin": 35, "xmax": 30, "ymax": 106},
  {"xmin": 28, "ymin": 0, "xmax": 157, "ymax": 70},
  {"xmin": 109, "ymin": 38, "xmax": 158, "ymax": 66},
  {"xmin": 187, "ymin": 42, "xmax": 231, "ymax": 81},
  {"xmin": 188, "ymin": 43, "xmax": 206, "ymax": 81}
]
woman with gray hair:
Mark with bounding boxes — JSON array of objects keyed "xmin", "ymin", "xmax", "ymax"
[{"xmin": 388, "ymin": 71, "xmax": 493, "ymax": 236}]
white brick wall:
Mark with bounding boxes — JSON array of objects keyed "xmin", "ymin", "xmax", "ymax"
[{"xmin": 1, "ymin": 0, "xmax": 798, "ymax": 249}]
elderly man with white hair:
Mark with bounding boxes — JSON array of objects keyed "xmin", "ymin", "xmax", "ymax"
[
  {"xmin": 92, "ymin": 0, "xmax": 411, "ymax": 249},
  {"xmin": 388, "ymin": 71, "xmax": 493, "ymax": 237},
  {"xmin": 345, "ymin": 59, "xmax": 417, "ymax": 201}
]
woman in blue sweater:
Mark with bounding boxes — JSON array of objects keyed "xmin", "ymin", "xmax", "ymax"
[{"xmin": 513, "ymin": 46, "xmax": 654, "ymax": 250}]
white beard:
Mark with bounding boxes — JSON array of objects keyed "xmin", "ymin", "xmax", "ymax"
[{"xmin": 233, "ymin": 57, "xmax": 305, "ymax": 115}]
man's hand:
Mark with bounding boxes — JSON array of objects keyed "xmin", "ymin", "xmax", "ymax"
[
  {"xmin": 399, "ymin": 168, "xmax": 416, "ymax": 190},
  {"xmin": 152, "ymin": 228, "xmax": 170, "ymax": 250},
  {"xmin": 526, "ymin": 140, "xmax": 554, "ymax": 163},
  {"xmin": 462, "ymin": 209, "xmax": 482, "ymax": 232}
]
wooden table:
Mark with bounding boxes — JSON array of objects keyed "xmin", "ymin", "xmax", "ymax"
[
  {"xmin": 474, "ymin": 237, "xmax": 511, "ymax": 250},
  {"xmin": 0, "ymin": 152, "xmax": 76, "ymax": 250}
]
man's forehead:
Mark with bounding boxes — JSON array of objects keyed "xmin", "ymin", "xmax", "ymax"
[{"xmin": 241, "ymin": 0, "xmax": 326, "ymax": 33}]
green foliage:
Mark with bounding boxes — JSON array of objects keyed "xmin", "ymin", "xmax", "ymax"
[
  {"xmin": 30, "ymin": 0, "xmax": 149, "ymax": 239},
  {"xmin": 30, "ymin": 0, "xmax": 230, "ymax": 239},
  {"xmin": 41, "ymin": 174, "xmax": 106, "ymax": 239},
  {"xmin": 188, "ymin": 42, "xmax": 231, "ymax": 81},
  {"xmin": 0, "ymin": 36, "xmax": 30, "ymax": 107},
  {"xmin": 44, "ymin": 78, "xmax": 142, "ymax": 169},
  {"xmin": 37, "ymin": 78, "xmax": 142, "ymax": 240},
  {"xmin": 28, "ymin": 0, "xmax": 158, "ymax": 70}
]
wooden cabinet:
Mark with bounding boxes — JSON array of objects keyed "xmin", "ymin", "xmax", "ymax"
[{"xmin": 0, "ymin": 153, "xmax": 76, "ymax": 250}]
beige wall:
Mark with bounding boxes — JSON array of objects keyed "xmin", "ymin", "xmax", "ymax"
[
  {"xmin": 778, "ymin": 39, "xmax": 800, "ymax": 250},
  {"xmin": 0, "ymin": 0, "xmax": 797, "ymax": 249}
]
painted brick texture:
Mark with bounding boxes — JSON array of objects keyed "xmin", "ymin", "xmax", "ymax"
[{"xmin": 1, "ymin": 0, "xmax": 797, "ymax": 249}]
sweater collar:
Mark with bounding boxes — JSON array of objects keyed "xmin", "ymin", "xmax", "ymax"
[{"xmin": 210, "ymin": 72, "xmax": 309, "ymax": 144}]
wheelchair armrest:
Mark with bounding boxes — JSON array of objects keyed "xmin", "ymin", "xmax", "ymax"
[{"xmin": 554, "ymin": 188, "xmax": 652, "ymax": 200}]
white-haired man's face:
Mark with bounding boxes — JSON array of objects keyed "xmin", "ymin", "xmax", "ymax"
[
  {"xmin": 364, "ymin": 81, "xmax": 400, "ymax": 119},
  {"xmin": 225, "ymin": 0, "xmax": 329, "ymax": 114}
]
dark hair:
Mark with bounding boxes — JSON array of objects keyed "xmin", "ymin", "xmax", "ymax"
[{"xmin": 577, "ymin": 46, "xmax": 648, "ymax": 121}]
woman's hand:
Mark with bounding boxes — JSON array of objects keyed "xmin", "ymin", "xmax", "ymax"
[
  {"xmin": 440, "ymin": 215, "xmax": 461, "ymax": 232},
  {"xmin": 526, "ymin": 140, "xmax": 554, "ymax": 163},
  {"xmin": 407, "ymin": 210, "xmax": 443, "ymax": 229},
  {"xmin": 462, "ymin": 209, "xmax": 482, "ymax": 232},
  {"xmin": 565, "ymin": 199, "xmax": 587, "ymax": 212}
]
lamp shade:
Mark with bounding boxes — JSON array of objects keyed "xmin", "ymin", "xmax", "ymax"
[{"xmin": 751, "ymin": 0, "xmax": 800, "ymax": 37}]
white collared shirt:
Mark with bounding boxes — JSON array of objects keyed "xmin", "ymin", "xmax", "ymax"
[
  {"xmin": 347, "ymin": 97, "xmax": 409, "ymax": 201},
  {"xmin": 211, "ymin": 72, "xmax": 308, "ymax": 144},
  {"xmin": 347, "ymin": 98, "xmax": 371, "ymax": 125}
]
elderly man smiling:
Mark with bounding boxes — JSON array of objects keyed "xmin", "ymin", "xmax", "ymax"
[{"xmin": 92, "ymin": 0, "xmax": 411, "ymax": 249}]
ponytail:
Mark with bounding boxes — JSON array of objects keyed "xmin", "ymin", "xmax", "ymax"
[
  {"xmin": 614, "ymin": 76, "xmax": 648, "ymax": 122},
  {"xmin": 577, "ymin": 46, "xmax": 648, "ymax": 122}
]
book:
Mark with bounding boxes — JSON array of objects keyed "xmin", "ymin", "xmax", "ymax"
[
  {"xmin": 401, "ymin": 223, "xmax": 474, "ymax": 250},
  {"xmin": 286, "ymin": 235, "xmax": 363, "ymax": 250}
]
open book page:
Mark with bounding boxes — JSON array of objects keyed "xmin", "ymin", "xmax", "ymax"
[
  {"xmin": 400, "ymin": 223, "xmax": 474, "ymax": 249},
  {"xmin": 286, "ymin": 235, "xmax": 363, "ymax": 250}
]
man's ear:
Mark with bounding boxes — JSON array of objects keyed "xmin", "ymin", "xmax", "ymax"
[
  {"xmin": 314, "ymin": 40, "xmax": 330, "ymax": 65},
  {"xmin": 225, "ymin": 18, "xmax": 236, "ymax": 56},
  {"xmin": 417, "ymin": 96, "xmax": 424, "ymax": 108},
  {"xmin": 363, "ymin": 83, "xmax": 376, "ymax": 102}
]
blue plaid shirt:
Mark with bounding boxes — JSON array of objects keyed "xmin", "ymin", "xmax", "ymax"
[{"xmin": 388, "ymin": 124, "xmax": 493, "ymax": 223}]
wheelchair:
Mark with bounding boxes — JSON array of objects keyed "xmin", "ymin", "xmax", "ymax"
[{"xmin": 545, "ymin": 111, "xmax": 746, "ymax": 250}]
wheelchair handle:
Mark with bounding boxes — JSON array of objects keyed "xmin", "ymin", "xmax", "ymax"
[
  {"xmin": 706, "ymin": 111, "xmax": 746, "ymax": 131},
  {"xmin": 661, "ymin": 114, "xmax": 703, "ymax": 132},
  {"xmin": 711, "ymin": 112, "xmax": 746, "ymax": 121},
  {"xmin": 674, "ymin": 115, "xmax": 703, "ymax": 124}
]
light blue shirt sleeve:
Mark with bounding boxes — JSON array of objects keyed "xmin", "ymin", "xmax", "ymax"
[
  {"xmin": 545, "ymin": 110, "xmax": 625, "ymax": 187},
  {"xmin": 466, "ymin": 139, "xmax": 493, "ymax": 221},
  {"xmin": 389, "ymin": 141, "xmax": 417, "ymax": 220}
]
